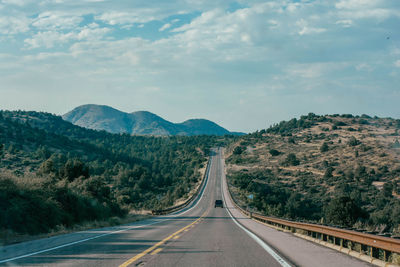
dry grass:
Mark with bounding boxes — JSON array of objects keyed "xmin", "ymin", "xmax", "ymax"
[{"xmin": 226, "ymin": 116, "xmax": 400, "ymax": 195}]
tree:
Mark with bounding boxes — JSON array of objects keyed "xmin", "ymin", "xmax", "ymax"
[
  {"xmin": 283, "ymin": 153, "xmax": 300, "ymax": 166},
  {"xmin": 382, "ymin": 182, "xmax": 393, "ymax": 198},
  {"xmin": 324, "ymin": 167, "xmax": 334, "ymax": 178},
  {"xmin": 233, "ymin": 146, "xmax": 244, "ymax": 155},
  {"xmin": 324, "ymin": 196, "xmax": 367, "ymax": 227},
  {"xmin": 269, "ymin": 149, "xmax": 280, "ymax": 156},
  {"xmin": 37, "ymin": 158, "xmax": 55, "ymax": 176},
  {"xmin": 320, "ymin": 142, "xmax": 329, "ymax": 152},
  {"xmin": 60, "ymin": 159, "xmax": 89, "ymax": 181},
  {"xmin": 348, "ymin": 136, "xmax": 361, "ymax": 147}
]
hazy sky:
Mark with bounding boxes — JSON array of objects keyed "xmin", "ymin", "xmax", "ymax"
[{"xmin": 0, "ymin": 0, "xmax": 399, "ymax": 132}]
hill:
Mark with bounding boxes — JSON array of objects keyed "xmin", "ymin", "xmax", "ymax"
[
  {"xmin": 0, "ymin": 110, "xmax": 221, "ymax": 238},
  {"xmin": 62, "ymin": 104, "xmax": 238, "ymax": 136},
  {"xmin": 225, "ymin": 113, "xmax": 400, "ymax": 235}
]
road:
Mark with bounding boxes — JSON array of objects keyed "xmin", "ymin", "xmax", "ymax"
[{"xmin": 1, "ymin": 148, "xmax": 372, "ymax": 267}]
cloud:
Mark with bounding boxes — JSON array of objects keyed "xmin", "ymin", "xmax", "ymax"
[
  {"xmin": 24, "ymin": 31, "xmax": 75, "ymax": 48},
  {"xmin": 1, "ymin": 0, "xmax": 30, "ymax": 6},
  {"xmin": 355, "ymin": 63, "xmax": 373, "ymax": 71},
  {"xmin": 159, "ymin": 23, "xmax": 171, "ymax": 32},
  {"xmin": 0, "ymin": 15, "xmax": 30, "ymax": 34},
  {"xmin": 336, "ymin": 0, "xmax": 400, "ymax": 20},
  {"xmin": 335, "ymin": 19, "xmax": 353, "ymax": 27},
  {"xmin": 296, "ymin": 19, "xmax": 326, "ymax": 35},
  {"xmin": 32, "ymin": 11, "xmax": 83, "ymax": 30},
  {"xmin": 24, "ymin": 24, "xmax": 110, "ymax": 49},
  {"xmin": 1, "ymin": 0, "xmax": 400, "ymax": 131},
  {"xmin": 95, "ymin": 9, "xmax": 165, "ymax": 26},
  {"xmin": 335, "ymin": 0, "xmax": 381, "ymax": 10}
]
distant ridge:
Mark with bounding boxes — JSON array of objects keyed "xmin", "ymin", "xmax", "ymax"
[{"xmin": 62, "ymin": 104, "xmax": 242, "ymax": 136}]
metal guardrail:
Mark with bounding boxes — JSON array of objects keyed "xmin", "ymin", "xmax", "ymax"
[
  {"xmin": 226, "ymin": 181, "xmax": 400, "ymax": 265},
  {"xmin": 151, "ymin": 157, "xmax": 210, "ymax": 215}
]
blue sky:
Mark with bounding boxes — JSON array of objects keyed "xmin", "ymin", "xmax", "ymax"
[{"xmin": 0, "ymin": 0, "xmax": 399, "ymax": 132}]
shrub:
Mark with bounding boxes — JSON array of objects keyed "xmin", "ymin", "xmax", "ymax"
[
  {"xmin": 348, "ymin": 136, "xmax": 361, "ymax": 146},
  {"xmin": 269, "ymin": 149, "xmax": 280, "ymax": 156},
  {"xmin": 283, "ymin": 153, "xmax": 300, "ymax": 166},
  {"xmin": 233, "ymin": 146, "xmax": 244, "ymax": 155},
  {"xmin": 324, "ymin": 167, "xmax": 334, "ymax": 178},
  {"xmin": 324, "ymin": 196, "xmax": 367, "ymax": 227},
  {"xmin": 320, "ymin": 142, "xmax": 329, "ymax": 152}
]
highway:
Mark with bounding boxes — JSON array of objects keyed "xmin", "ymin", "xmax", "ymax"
[{"xmin": 1, "ymin": 148, "xmax": 372, "ymax": 266}]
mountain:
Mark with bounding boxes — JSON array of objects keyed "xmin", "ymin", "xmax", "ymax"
[{"xmin": 62, "ymin": 104, "xmax": 240, "ymax": 136}]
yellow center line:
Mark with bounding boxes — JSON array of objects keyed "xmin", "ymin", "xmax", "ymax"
[
  {"xmin": 150, "ymin": 248, "xmax": 163, "ymax": 255},
  {"xmin": 173, "ymin": 235, "xmax": 180, "ymax": 240},
  {"xmin": 119, "ymin": 210, "xmax": 208, "ymax": 267}
]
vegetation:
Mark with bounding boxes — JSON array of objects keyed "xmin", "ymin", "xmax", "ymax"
[
  {"xmin": 226, "ymin": 114, "xmax": 400, "ymax": 235},
  {"xmin": 0, "ymin": 110, "xmax": 228, "ymax": 237}
]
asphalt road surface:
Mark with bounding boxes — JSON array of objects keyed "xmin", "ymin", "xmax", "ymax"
[{"xmin": 1, "ymin": 148, "xmax": 372, "ymax": 267}]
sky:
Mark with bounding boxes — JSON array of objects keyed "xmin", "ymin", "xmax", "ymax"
[{"xmin": 0, "ymin": 0, "xmax": 399, "ymax": 133}]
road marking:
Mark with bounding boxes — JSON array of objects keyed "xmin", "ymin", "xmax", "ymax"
[
  {"xmin": 219, "ymin": 154, "xmax": 292, "ymax": 267},
  {"xmin": 119, "ymin": 211, "xmax": 208, "ymax": 267},
  {"xmin": 0, "ymin": 157, "xmax": 213, "ymax": 265},
  {"xmin": 150, "ymin": 248, "xmax": 163, "ymax": 255},
  {"xmin": 173, "ymin": 235, "xmax": 180, "ymax": 239}
]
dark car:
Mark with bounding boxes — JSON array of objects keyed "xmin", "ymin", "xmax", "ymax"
[{"xmin": 215, "ymin": 199, "xmax": 224, "ymax": 208}]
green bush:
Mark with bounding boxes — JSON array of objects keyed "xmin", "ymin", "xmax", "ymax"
[
  {"xmin": 348, "ymin": 136, "xmax": 361, "ymax": 146},
  {"xmin": 283, "ymin": 153, "xmax": 300, "ymax": 166},
  {"xmin": 269, "ymin": 149, "xmax": 280, "ymax": 156},
  {"xmin": 324, "ymin": 195, "xmax": 367, "ymax": 227},
  {"xmin": 320, "ymin": 142, "xmax": 329, "ymax": 152}
]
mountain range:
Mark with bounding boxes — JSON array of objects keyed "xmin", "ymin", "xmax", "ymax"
[{"xmin": 62, "ymin": 104, "xmax": 241, "ymax": 136}]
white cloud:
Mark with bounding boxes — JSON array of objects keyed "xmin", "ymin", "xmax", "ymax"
[
  {"xmin": 336, "ymin": 0, "xmax": 400, "ymax": 20},
  {"xmin": 24, "ymin": 24, "xmax": 110, "ymax": 49},
  {"xmin": 1, "ymin": 0, "xmax": 30, "ymax": 6},
  {"xmin": 335, "ymin": 19, "xmax": 353, "ymax": 27},
  {"xmin": 1, "ymin": 0, "xmax": 400, "ymax": 131},
  {"xmin": 95, "ymin": 9, "xmax": 162, "ymax": 26},
  {"xmin": 24, "ymin": 31, "xmax": 75, "ymax": 48},
  {"xmin": 287, "ymin": 63, "xmax": 323, "ymax": 79},
  {"xmin": 342, "ymin": 9, "xmax": 400, "ymax": 20},
  {"xmin": 335, "ymin": 0, "xmax": 381, "ymax": 10},
  {"xmin": 159, "ymin": 23, "xmax": 171, "ymax": 32},
  {"xmin": 296, "ymin": 19, "xmax": 326, "ymax": 35},
  {"xmin": 268, "ymin": 19, "xmax": 279, "ymax": 29},
  {"xmin": 32, "ymin": 12, "xmax": 83, "ymax": 30},
  {"xmin": 356, "ymin": 63, "xmax": 373, "ymax": 71},
  {"xmin": 287, "ymin": 3, "xmax": 300, "ymax": 13},
  {"xmin": 286, "ymin": 63, "xmax": 349, "ymax": 79},
  {"xmin": 0, "ymin": 16, "xmax": 30, "ymax": 34}
]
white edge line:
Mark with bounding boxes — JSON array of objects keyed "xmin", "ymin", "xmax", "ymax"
[
  {"xmin": 0, "ymin": 156, "xmax": 213, "ymax": 264},
  {"xmin": 219, "ymin": 151, "xmax": 292, "ymax": 267}
]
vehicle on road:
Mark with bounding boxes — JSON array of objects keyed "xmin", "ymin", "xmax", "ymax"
[{"xmin": 215, "ymin": 199, "xmax": 223, "ymax": 208}]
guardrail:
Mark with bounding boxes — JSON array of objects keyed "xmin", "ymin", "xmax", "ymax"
[
  {"xmin": 151, "ymin": 156, "xmax": 210, "ymax": 215},
  {"xmin": 226, "ymin": 181, "xmax": 400, "ymax": 266}
]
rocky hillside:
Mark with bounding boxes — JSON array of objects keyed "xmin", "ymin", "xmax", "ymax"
[
  {"xmin": 62, "ymin": 104, "xmax": 238, "ymax": 136},
  {"xmin": 226, "ymin": 113, "xmax": 400, "ymax": 235}
]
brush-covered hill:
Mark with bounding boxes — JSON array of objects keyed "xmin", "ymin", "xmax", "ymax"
[
  {"xmin": 0, "ymin": 110, "xmax": 220, "ymax": 239},
  {"xmin": 226, "ymin": 113, "xmax": 400, "ymax": 236},
  {"xmin": 62, "ymin": 104, "xmax": 239, "ymax": 136}
]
